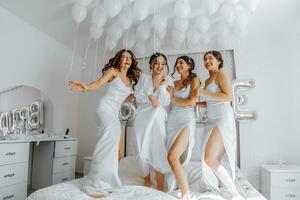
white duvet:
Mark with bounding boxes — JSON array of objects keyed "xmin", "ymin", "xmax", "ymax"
[{"xmin": 26, "ymin": 156, "xmax": 266, "ymax": 200}]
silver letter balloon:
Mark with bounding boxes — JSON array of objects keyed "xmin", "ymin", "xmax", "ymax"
[
  {"xmin": 0, "ymin": 101, "xmax": 43, "ymax": 137},
  {"xmin": 232, "ymin": 79, "xmax": 257, "ymax": 121}
]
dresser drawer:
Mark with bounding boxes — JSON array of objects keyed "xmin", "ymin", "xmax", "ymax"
[
  {"xmin": 272, "ymin": 172, "xmax": 300, "ymax": 188},
  {"xmin": 52, "ymin": 171, "xmax": 75, "ymax": 185},
  {"xmin": 0, "ymin": 143, "xmax": 29, "ymax": 165},
  {"xmin": 0, "ymin": 182, "xmax": 27, "ymax": 200},
  {"xmin": 54, "ymin": 141, "xmax": 77, "ymax": 158},
  {"xmin": 53, "ymin": 156, "xmax": 76, "ymax": 174},
  {"xmin": 271, "ymin": 188, "xmax": 300, "ymax": 200},
  {"xmin": 0, "ymin": 162, "xmax": 28, "ymax": 188}
]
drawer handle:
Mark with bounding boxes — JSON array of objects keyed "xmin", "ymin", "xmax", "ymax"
[
  {"xmin": 286, "ymin": 178, "xmax": 296, "ymax": 182},
  {"xmin": 4, "ymin": 173, "xmax": 15, "ymax": 178},
  {"xmin": 5, "ymin": 152, "xmax": 16, "ymax": 156},
  {"xmin": 62, "ymin": 162, "xmax": 69, "ymax": 166},
  {"xmin": 62, "ymin": 177, "xmax": 68, "ymax": 182},
  {"xmin": 64, "ymin": 147, "xmax": 71, "ymax": 150},
  {"xmin": 3, "ymin": 194, "xmax": 14, "ymax": 200},
  {"xmin": 285, "ymin": 194, "xmax": 296, "ymax": 198}
]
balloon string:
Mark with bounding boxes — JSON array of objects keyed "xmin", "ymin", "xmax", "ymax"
[
  {"xmin": 90, "ymin": 38, "xmax": 100, "ymax": 80},
  {"xmin": 125, "ymin": 0, "xmax": 130, "ymax": 50},
  {"xmin": 183, "ymin": 40, "xmax": 188, "ymax": 56},
  {"xmin": 153, "ymin": 7, "xmax": 157, "ymax": 52},
  {"xmin": 66, "ymin": 23, "xmax": 80, "ymax": 82},
  {"xmin": 82, "ymin": 36, "xmax": 92, "ymax": 70},
  {"xmin": 208, "ymin": 18, "xmax": 213, "ymax": 52}
]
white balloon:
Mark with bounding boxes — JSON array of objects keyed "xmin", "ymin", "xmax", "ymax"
[
  {"xmin": 108, "ymin": 23, "xmax": 123, "ymax": 40},
  {"xmin": 174, "ymin": 0, "xmax": 190, "ymax": 19},
  {"xmin": 136, "ymin": 23, "xmax": 151, "ymax": 41},
  {"xmin": 187, "ymin": 29, "xmax": 200, "ymax": 44},
  {"xmin": 203, "ymin": 0, "xmax": 220, "ymax": 15},
  {"xmin": 72, "ymin": 4, "xmax": 87, "ymax": 23},
  {"xmin": 104, "ymin": 0, "xmax": 122, "ymax": 18},
  {"xmin": 134, "ymin": 42, "xmax": 146, "ymax": 57},
  {"xmin": 172, "ymin": 30, "xmax": 186, "ymax": 43},
  {"xmin": 90, "ymin": 26, "xmax": 103, "ymax": 40},
  {"xmin": 174, "ymin": 17, "xmax": 189, "ymax": 32},
  {"xmin": 118, "ymin": 11, "xmax": 133, "ymax": 30},
  {"xmin": 105, "ymin": 37, "xmax": 118, "ymax": 50},
  {"xmin": 132, "ymin": 0, "xmax": 149, "ymax": 21},
  {"xmin": 152, "ymin": 14, "xmax": 167, "ymax": 31},
  {"xmin": 77, "ymin": 0, "xmax": 93, "ymax": 6},
  {"xmin": 91, "ymin": 6, "xmax": 107, "ymax": 27},
  {"xmin": 194, "ymin": 15, "xmax": 210, "ymax": 33},
  {"xmin": 219, "ymin": 3, "xmax": 236, "ymax": 25},
  {"xmin": 122, "ymin": 33, "xmax": 135, "ymax": 49}
]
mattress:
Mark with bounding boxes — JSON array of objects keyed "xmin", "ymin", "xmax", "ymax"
[{"xmin": 26, "ymin": 156, "xmax": 266, "ymax": 200}]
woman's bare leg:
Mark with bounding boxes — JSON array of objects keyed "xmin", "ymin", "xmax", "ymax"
[
  {"xmin": 88, "ymin": 193, "xmax": 106, "ymax": 198},
  {"xmin": 168, "ymin": 127, "xmax": 190, "ymax": 198},
  {"xmin": 118, "ymin": 136, "xmax": 122, "ymax": 161},
  {"xmin": 144, "ymin": 174, "xmax": 152, "ymax": 187},
  {"xmin": 204, "ymin": 127, "xmax": 243, "ymax": 199},
  {"xmin": 155, "ymin": 171, "xmax": 165, "ymax": 191}
]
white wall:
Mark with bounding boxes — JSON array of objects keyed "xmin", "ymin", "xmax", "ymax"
[
  {"xmin": 235, "ymin": 37, "xmax": 300, "ymax": 190},
  {"xmin": 0, "ymin": 6, "xmax": 83, "ymax": 168}
]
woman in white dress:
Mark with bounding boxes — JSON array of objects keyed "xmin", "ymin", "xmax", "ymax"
[
  {"xmin": 196, "ymin": 51, "xmax": 244, "ymax": 200},
  {"xmin": 134, "ymin": 52, "xmax": 172, "ymax": 191},
  {"xmin": 69, "ymin": 49, "xmax": 141, "ymax": 198},
  {"xmin": 166, "ymin": 56, "xmax": 200, "ymax": 200}
]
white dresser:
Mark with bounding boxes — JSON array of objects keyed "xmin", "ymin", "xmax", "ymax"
[
  {"xmin": 0, "ymin": 142, "xmax": 29, "ymax": 200},
  {"xmin": 0, "ymin": 136, "xmax": 78, "ymax": 199},
  {"xmin": 32, "ymin": 139, "xmax": 78, "ymax": 190},
  {"xmin": 261, "ymin": 164, "xmax": 300, "ymax": 200}
]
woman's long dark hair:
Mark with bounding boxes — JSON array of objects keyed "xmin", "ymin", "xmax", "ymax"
[
  {"xmin": 171, "ymin": 55, "xmax": 197, "ymax": 87},
  {"xmin": 102, "ymin": 49, "xmax": 141, "ymax": 89},
  {"xmin": 203, "ymin": 51, "xmax": 223, "ymax": 69},
  {"xmin": 149, "ymin": 52, "xmax": 169, "ymax": 74}
]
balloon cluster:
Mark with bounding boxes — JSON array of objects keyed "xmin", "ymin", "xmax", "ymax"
[{"xmin": 71, "ymin": 0, "xmax": 260, "ymax": 55}]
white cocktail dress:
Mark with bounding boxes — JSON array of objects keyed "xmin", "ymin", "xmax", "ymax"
[
  {"xmin": 166, "ymin": 84, "xmax": 196, "ymax": 191},
  {"xmin": 134, "ymin": 73, "xmax": 172, "ymax": 176},
  {"xmin": 82, "ymin": 75, "xmax": 132, "ymax": 194},
  {"xmin": 201, "ymin": 81, "xmax": 237, "ymax": 191}
]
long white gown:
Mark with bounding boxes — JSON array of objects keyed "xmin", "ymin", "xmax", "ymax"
[
  {"xmin": 201, "ymin": 81, "xmax": 237, "ymax": 191},
  {"xmin": 82, "ymin": 75, "xmax": 132, "ymax": 194},
  {"xmin": 166, "ymin": 84, "xmax": 196, "ymax": 191},
  {"xmin": 134, "ymin": 73, "xmax": 172, "ymax": 177}
]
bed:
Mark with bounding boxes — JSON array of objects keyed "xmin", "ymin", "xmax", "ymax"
[{"xmin": 26, "ymin": 156, "xmax": 266, "ymax": 200}]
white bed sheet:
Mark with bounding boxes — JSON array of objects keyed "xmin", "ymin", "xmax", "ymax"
[{"xmin": 26, "ymin": 156, "xmax": 266, "ymax": 200}]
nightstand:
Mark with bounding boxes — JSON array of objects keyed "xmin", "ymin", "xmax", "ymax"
[
  {"xmin": 261, "ymin": 164, "xmax": 300, "ymax": 200},
  {"xmin": 83, "ymin": 156, "xmax": 92, "ymax": 176}
]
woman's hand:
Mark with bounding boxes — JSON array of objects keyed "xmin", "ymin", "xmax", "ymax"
[
  {"xmin": 167, "ymin": 86, "xmax": 174, "ymax": 100},
  {"xmin": 69, "ymin": 81, "xmax": 88, "ymax": 92},
  {"xmin": 197, "ymin": 87, "xmax": 208, "ymax": 97},
  {"xmin": 152, "ymin": 74, "xmax": 163, "ymax": 89},
  {"xmin": 148, "ymin": 95, "xmax": 160, "ymax": 108}
]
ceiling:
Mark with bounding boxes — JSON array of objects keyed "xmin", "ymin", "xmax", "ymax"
[{"xmin": 0, "ymin": 0, "xmax": 300, "ymax": 58}]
